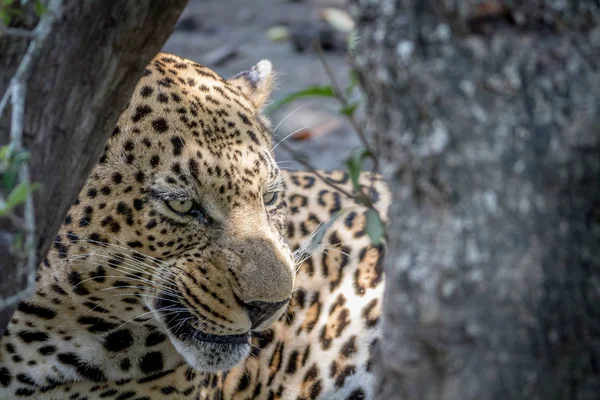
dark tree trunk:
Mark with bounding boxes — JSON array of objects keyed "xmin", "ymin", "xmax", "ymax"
[
  {"xmin": 351, "ymin": 1, "xmax": 600, "ymax": 399},
  {"xmin": 0, "ymin": 0, "xmax": 187, "ymax": 334}
]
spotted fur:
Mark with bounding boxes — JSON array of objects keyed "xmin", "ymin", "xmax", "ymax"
[{"xmin": 0, "ymin": 53, "xmax": 391, "ymax": 399}]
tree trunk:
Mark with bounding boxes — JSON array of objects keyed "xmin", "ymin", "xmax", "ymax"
[
  {"xmin": 350, "ymin": 1, "xmax": 600, "ymax": 399},
  {"xmin": 0, "ymin": 0, "xmax": 187, "ymax": 334}
]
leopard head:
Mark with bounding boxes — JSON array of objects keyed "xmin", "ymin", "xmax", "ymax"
[{"xmin": 65, "ymin": 53, "xmax": 294, "ymax": 371}]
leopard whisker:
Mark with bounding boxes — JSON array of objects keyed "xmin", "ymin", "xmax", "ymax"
[
  {"xmin": 117, "ymin": 305, "xmax": 184, "ymax": 330},
  {"xmin": 78, "ymin": 252, "xmax": 179, "ymax": 290},
  {"xmin": 60, "ymin": 233, "xmax": 170, "ymax": 272},
  {"xmin": 60, "ymin": 253, "xmax": 180, "ymax": 297},
  {"xmin": 96, "ymin": 292, "xmax": 182, "ymax": 319},
  {"xmin": 173, "ymin": 316, "xmax": 195, "ymax": 336},
  {"xmin": 272, "ymin": 104, "xmax": 305, "ymax": 135},
  {"xmin": 293, "ymin": 251, "xmax": 314, "ymax": 273},
  {"xmin": 278, "ymin": 167, "xmax": 301, "ymax": 172},
  {"xmin": 142, "ymin": 306, "xmax": 189, "ymax": 327},
  {"xmin": 52, "ymin": 247, "xmax": 179, "ymax": 289},
  {"xmin": 190, "ymin": 315, "xmax": 211, "ymax": 331},
  {"xmin": 248, "ymin": 340, "xmax": 261, "ymax": 353},
  {"xmin": 72, "ymin": 273, "xmax": 182, "ymax": 300},
  {"xmin": 55, "ymin": 237, "xmax": 166, "ymax": 272},
  {"xmin": 100, "ymin": 285, "xmax": 154, "ymax": 293},
  {"xmin": 105, "ymin": 293, "xmax": 182, "ymax": 305},
  {"xmin": 319, "ymin": 245, "xmax": 351, "ymax": 258},
  {"xmin": 271, "ymin": 123, "xmax": 314, "ymax": 153}
]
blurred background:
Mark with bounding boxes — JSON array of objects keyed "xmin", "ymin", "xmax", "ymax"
[{"xmin": 163, "ymin": 0, "xmax": 360, "ymax": 172}]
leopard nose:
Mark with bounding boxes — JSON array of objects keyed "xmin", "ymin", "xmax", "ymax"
[{"xmin": 242, "ymin": 299, "xmax": 289, "ymax": 329}]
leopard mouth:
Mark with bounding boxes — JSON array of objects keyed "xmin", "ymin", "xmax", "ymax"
[
  {"xmin": 153, "ymin": 289, "xmax": 251, "ymax": 371},
  {"xmin": 190, "ymin": 328, "xmax": 250, "ymax": 345},
  {"xmin": 155, "ymin": 292, "xmax": 250, "ymax": 345},
  {"xmin": 164, "ymin": 308, "xmax": 250, "ymax": 345}
]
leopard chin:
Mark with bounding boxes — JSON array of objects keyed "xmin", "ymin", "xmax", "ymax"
[
  {"xmin": 168, "ymin": 334, "xmax": 250, "ymax": 372},
  {"xmin": 151, "ymin": 290, "xmax": 252, "ymax": 371}
]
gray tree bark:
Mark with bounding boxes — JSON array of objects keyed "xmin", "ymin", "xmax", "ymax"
[
  {"xmin": 0, "ymin": 0, "xmax": 187, "ymax": 334},
  {"xmin": 351, "ymin": 1, "xmax": 600, "ymax": 399}
]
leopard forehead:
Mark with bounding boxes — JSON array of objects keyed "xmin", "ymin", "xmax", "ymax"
[{"xmin": 99, "ymin": 53, "xmax": 281, "ymax": 206}]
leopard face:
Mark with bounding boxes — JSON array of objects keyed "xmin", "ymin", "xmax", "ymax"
[{"xmin": 97, "ymin": 54, "xmax": 294, "ymax": 371}]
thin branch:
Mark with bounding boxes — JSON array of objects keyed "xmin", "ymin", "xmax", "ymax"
[
  {"xmin": 0, "ymin": 89, "xmax": 9, "ymax": 119},
  {"xmin": 312, "ymin": 40, "xmax": 380, "ymax": 175},
  {"xmin": 6, "ymin": 213, "xmax": 27, "ymax": 231},
  {"xmin": 0, "ymin": 25, "xmax": 36, "ymax": 38},
  {"xmin": 416, "ymin": 177, "xmax": 445, "ymax": 207},
  {"xmin": 10, "ymin": 81, "xmax": 37, "ymax": 290},
  {"xmin": 12, "ymin": 8, "xmax": 56, "ymax": 83},
  {"xmin": 277, "ymin": 141, "xmax": 356, "ymax": 199},
  {"xmin": 311, "ymin": 40, "xmax": 383, "ymax": 206},
  {"xmin": 0, "ymin": 2, "xmax": 55, "ymax": 117}
]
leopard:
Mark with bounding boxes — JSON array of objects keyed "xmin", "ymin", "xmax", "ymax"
[{"xmin": 0, "ymin": 52, "xmax": 391, "ymax": 400}]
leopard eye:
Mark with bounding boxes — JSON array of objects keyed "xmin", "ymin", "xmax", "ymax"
[
  {"xmin": 263, "ymin": 191, "xmax": 278, "ymax": 206},
  {"xmin": 166, "ymin": 199, "xmax": 194, "ymax": 214}
]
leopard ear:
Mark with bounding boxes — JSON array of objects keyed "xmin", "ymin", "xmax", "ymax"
[{"xmin": 228, "ymin": 60, "xmax": 274, "ymax": 110}]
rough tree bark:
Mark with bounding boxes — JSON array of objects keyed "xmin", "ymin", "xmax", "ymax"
[
  {"xmin": 351, "ymin": 1, "xmax": 600, "ymax": 399},
  {"xmin": 0, "ymin": 0, "xmax": 188, "ymax": 334}
]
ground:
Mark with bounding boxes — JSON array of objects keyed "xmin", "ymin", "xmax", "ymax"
[{"xmin": 163, "ymin": 0, "xmax": 361, "ymax": 172}]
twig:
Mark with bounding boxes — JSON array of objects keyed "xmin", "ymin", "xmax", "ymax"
[
  {"xmin": 312, "ymin": 40, "xmax": 380, "ymax": 176},
  {"xmin": 277, "ymin": 141, "xmax": 356, "ymax": 199},
  {"xmin": 7, "ymin": 213, "xmax": 27, "ymax": 231},
  {"xmin": 0, "ymin": 88, "xmax": 9, "ymax": 118},
  {"xmin": 417, "ymin": 178, "xmax": 445, "ymax": 207},
  {"xmin": 0, "ymin": 1, "xmax": 54, "ymax": 117},
  {"xmin": 0, "ymin": 25, "xmax": 36, "ymax": 38},
  {"xmin": 311, "ymin": 40, "xmax": 382, "ymax": 205},
  {"xmin": 10, "ymin": 81, "xmax": 37, "ymax": 289}
]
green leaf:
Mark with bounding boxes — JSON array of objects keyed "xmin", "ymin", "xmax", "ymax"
[
  {"xmin": 0, "ymin": 11, "xmax": 9, "ymax": 26},
  {"xmin": 6, "ymin": 181, "xmax": 39, "ymax": 209},
  {"xmin": 34, "ymin": 0, "xmax": 47, "ymax": 16},
  {"xmin": 0, "ymin": 145, "xmax": 10, "ymax": 161},
  {"xmin": 0, "ymin": 2, "xmax": 22, "ymax": 25},
  {"xmin": 6, "ymin": 182, "xmax": 30, "ymax": 208},
  {"xmin": 0, "ymin": 198, "xmax": 7, "ymax": 216},
  {"xmin": 365, "ymin": 208, "xmax": 384, "ymax": 245},
  {"xmin": 265, "ymin": 85, "xmax": 334, "ymax": 115},
  {"xmin": 339, "ymin": 102, "xmax": 358, "ymax": 117},
  {"xmin": 1, "ymin": 149, "xmax": 31, "ymax": 189},
  {"xmin": 2, "ymin": 169, "xmax": 17, "ymax": 190},
  {"xmin": 345, "ymin": 148, "xmax": 371, "ymax": 192}
]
